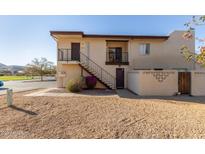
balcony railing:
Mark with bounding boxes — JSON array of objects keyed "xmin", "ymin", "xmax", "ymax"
[
  {"xmin": 58, "ymin": 49, "xmax": 129, "ymax": 65},
  {"xmin": 57, "ymin": 48, "xmax": 116, "ymax": 89},
  {"xmin": 58, "ymin": 49, "xmax": 80, "ymax": 61},
  {"xmin": 106, "ymin": 51, "xmax": 129, "ymax": 65}
]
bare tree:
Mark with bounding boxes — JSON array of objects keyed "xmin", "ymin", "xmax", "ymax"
[{"xmin": 25, "ymin": 58, "xmax": 56, "ymax": 81}]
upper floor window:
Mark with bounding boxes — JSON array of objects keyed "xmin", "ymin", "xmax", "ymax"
[{"xmin": 139, "ymin": 43, "xmax": 150, "ymax": 55}]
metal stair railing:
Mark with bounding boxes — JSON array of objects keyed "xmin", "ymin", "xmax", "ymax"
[
  {"xmin": 58, "ymin": 48, "xmax": 116, "ymax": 89},
  {"xmin": 80, "ymin": 52, "xmax": 115, "ymax": 89}
]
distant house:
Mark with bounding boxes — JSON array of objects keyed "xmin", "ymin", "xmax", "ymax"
[{"xmin": 51, "ymin": 30, "xmax": 205, "ymax": 96}]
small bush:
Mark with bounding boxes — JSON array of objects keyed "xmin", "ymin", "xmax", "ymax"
[
  {"xmin": 66, "ymin": 77, "xmax": 83, "ymax": 92},
  {"xmin": 85, "ymin": 76, "xmax": 97, "ymax": 89}
]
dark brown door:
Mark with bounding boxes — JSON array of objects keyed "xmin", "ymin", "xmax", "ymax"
[
  {"xmin": 178, "ymin": 72, "xmax": 191, "ymax": 94},
  {"xmin": 71, "ymin": 43, "xmax": 80, "ymax": 61},
  {"xmin": 116, "ymin": 68, "xmax": 124, "ymax": 89},
  {"xmin": 115, "ymin": 47, "xmax": 122, "ymax": 62}
]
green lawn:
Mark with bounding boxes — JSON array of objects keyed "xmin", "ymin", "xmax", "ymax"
[{"xmin": 0, "ymin": 76, "xmax": 33, "ymax": 81}]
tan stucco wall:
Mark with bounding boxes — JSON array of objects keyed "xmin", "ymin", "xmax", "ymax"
[
  {"xmin": 191, "ymin": 71, "xmax": 205, "ymax": 96},
  {"xmin": 57, "ymin": 37, "xmax": 129, "ymax": 88},
  {"xmin": 128, "ymin": 70, "xmax": 205, "ymax": 96},
  {"xmin": 57, "ymin": 63, "xmax": 80, "ymax": 87},
  {"xmin": 106, "ymin": 41, "xmax": 128, "ymax": 52},
  {"xmin": 127, "ymin": 71, "xmax": 140, "ymax": 94},
  {"xmin": 56, "ymin": 30, "xmax": 195, "ymax": 89},
  {"xmin": 129, "ymin": 31, "xmax": 195, "ymax": 70},
  {"xmin": 57, "ymin": 63, "xmax": 106, "ymax": 88},
  {"xmin": 195, "ymin": 64, "xmax": 205, "ymax": 70},
  {"xmin": 128, "ymin": 70, "xmax": 178, "ymax": 96}
]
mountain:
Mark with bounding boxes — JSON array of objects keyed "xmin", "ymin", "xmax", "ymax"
[
  {"xmin": 0, "ymin": 63, "xmax": 25, "ymax": 74},
  {"xmin": 8, "ymin": 65, "xmax": 25, "ymax": 74},
  {"xmin": 0, "ymin": 63, "xmax": 8, "ymax": 69}
]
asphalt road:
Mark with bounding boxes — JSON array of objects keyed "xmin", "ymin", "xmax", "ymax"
[{"xmin": 0, "ymin": 80, "xmax": 56, "ymax": 95}]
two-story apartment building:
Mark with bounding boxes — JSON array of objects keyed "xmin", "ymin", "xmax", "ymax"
[{"xmin": 51, "ymin": 30, "xmax": 205, "ymax": 96}]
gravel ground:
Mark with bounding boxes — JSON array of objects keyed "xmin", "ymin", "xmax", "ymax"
[{"xmin": 1, "ymin": 90, "xmax": 205, "ymax": 139}]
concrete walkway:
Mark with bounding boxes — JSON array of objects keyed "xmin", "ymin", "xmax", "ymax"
[
  {"xmin": 25, "ymin": 88, "xmax": 138, "ymax": 98},
  {"xmin": 25, "ymin": 88, "xmax": 118, "ymax": 97},
  {"xmin": 116, "ymin": 89, "xmax": 138, "ymax": 99}
]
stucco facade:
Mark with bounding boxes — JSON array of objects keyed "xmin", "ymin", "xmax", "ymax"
[
  {"xmin": 129, "ymin": 31, "xmax": 195, "ymax": 70},
  {"xmin": 51, "ymin": 30, "xmax": 200, "ymax": 95},
  {"xmin": 128, "ymin": 70, "xmax": 178, "ymax": 96},
  {"xmin": 191, "ymin": 71, "xmax": 205, "ymax": 96}
]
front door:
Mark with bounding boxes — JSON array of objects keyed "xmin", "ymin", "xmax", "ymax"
[
  {"xmin": 178, "ymin": 72, "xmax": 191, "ymax": 94},
  {"xmin": 71, "ymin": 43, "xmax": 80, "ymax": 61},
  {"xmin": 116, "ymin": 68, "xmax": 124, "ymax": 89}
]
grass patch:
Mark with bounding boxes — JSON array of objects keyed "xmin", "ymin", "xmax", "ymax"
[{"xmin": 0, "ymin": 76, "xmax": 33, "ymax": 81}]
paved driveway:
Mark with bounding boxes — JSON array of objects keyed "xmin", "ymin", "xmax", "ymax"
[{"xmin": 0, "ymin": 80, "xmax": 56, "ymax": 95}]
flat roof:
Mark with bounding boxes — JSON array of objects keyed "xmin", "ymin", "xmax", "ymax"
[{"xmin": 50, "ymin": 31, "xmax": 169, "ymax": 39}]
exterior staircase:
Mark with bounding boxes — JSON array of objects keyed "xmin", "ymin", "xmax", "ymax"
[
  {"xmin": 58, "ymin": 49, "xmax": 116, "ymax": 89},
  {"xmin": 79, "ymin": 52, "xmax": 115, "ymax": 89}
]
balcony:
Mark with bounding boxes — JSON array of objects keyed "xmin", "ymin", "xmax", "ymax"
[
  {"xmin": 106, "ymin": 50, "xmax": 129, "ymax": 65},
  {"xmin": 58, "ymin": 48, "xmax": 129, "ymax": 65},
  {"xmin": 58, "ymin": 49, "xmax": 80, "ymax": 62}
]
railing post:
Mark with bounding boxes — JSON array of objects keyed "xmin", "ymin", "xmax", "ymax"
[
  {"xmin": 86, "ymin": 56, "xmax": 89, "ymax": 66},
  {"xmin": 67, "ymin": 49, "xmax": 69, "ymax": 62},
  {"xmin": 57, "ymin": 49, "xmax": 59, "ymax": 61},
  {"xmin": 101, "ymin": 69, "xmax": 103, "ymax": 80}
]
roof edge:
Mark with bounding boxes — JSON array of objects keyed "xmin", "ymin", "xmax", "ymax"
[
  {"xmin": 84, "ymin": 34, "xmax": 169, "ymax": 39},
  {"xmin": 50, "ymin": 31, "xmax": 169, "ymax": 39},
  {"xmin": 50, "ymin": 31, "xmax": 84, "ymax": 36}
]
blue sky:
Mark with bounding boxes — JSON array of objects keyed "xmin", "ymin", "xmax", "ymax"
[{"xmin": 0, "ymin": 15, "xmax": 203, "ymax": 66}]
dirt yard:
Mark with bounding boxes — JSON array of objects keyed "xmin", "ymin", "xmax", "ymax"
[{"xmin": 1, "ymin": 89, "xmax": 205, "ymax": 139}]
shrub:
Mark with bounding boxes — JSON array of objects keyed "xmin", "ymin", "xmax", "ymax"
[
  {"xmin": 66, "ymin": 77, "xmax": 83, "ymax": 92},
  {"xmin": 85, "ymin": 76, "xmax": 97, "ymax": 89}
]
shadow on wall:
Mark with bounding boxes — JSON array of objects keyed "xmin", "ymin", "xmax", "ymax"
[{"xmin": 116, "ymin": 89, "xmax": 205, "ymax": 105}]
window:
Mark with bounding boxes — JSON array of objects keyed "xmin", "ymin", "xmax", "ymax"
[
  {"xmin": 107, "ymin": 47, "xmax": 122, "ymax": 62},
  {"xmin": 139, "ymin": 43, "xmax": 150, "ymax": 55}
]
